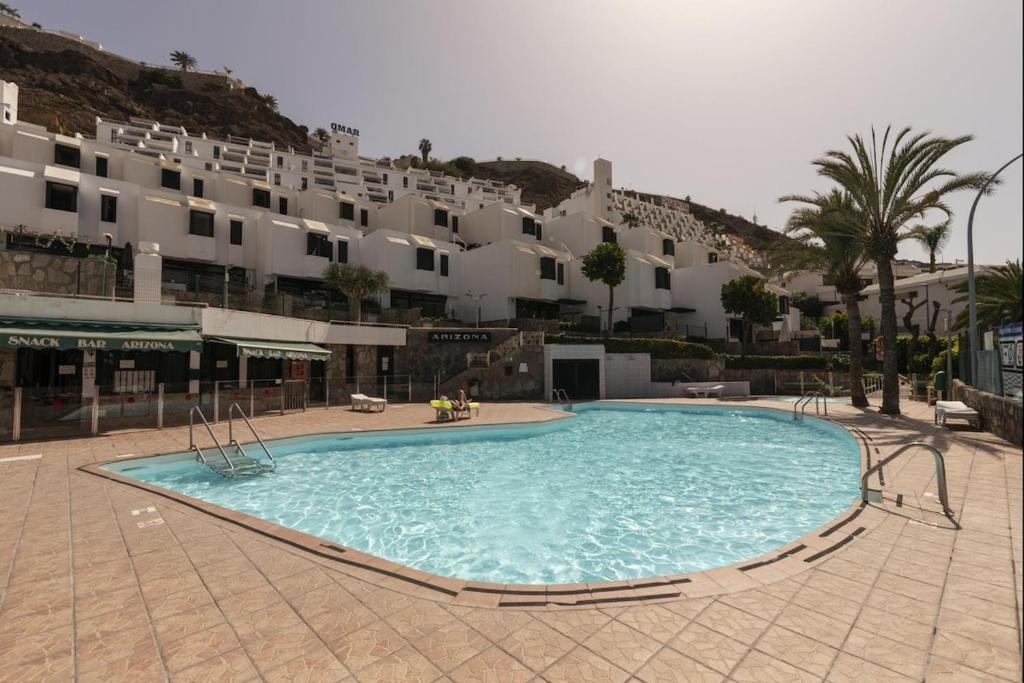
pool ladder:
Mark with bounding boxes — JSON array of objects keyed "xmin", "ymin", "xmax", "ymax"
[
  {"xmin": 188, "ymin": 405, "xmax": 275, "ymax": 478},
  {"xmin": 553, "ymin": 388, "xmax": 572, "ymax": 410},
  {"xmin": 861, "ymin": 442, "xmax": 956, "ymax": 523},
  {"xmin": 793, "ymin": 391, "xmax": 827, "ymax": 420}
]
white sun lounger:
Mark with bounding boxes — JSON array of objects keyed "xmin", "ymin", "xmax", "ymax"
[
  {"xmin": 685, "ymin": 384, "xmax": 725, "ymax": 398},
  {"xmin": 350, "ymin": 393, "xmax": 387, "ymax": 412},
  {"xmin": 934, "ymin": 400, "xmax": 979, "ymax": 429}
]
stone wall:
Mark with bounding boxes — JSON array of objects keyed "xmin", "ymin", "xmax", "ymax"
[
  {"xmin": 952, "ymin": 379, "xmax": 1023, "ymax": 446},
  {"xmin": 0, "ymin": 348, "xmax": 15, "ymax": 441},
  {"xmin": 439, "ymin": 346, "xmax": 545, "ymax": 401},
  {"xmin": 396, "ymin": 328, "xmax": 518, "ymax": 386},
  {"xmin": 651, "ymin": 358, "xmax": 726, "ymax": 383},
  {"xmin": 0, "ymin": 250, "xmax": 114, "ymax": 297}
]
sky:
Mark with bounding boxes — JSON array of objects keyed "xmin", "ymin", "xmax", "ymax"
[{"xmin": 17, "ymin": 0, "xmax": 1024, "ymax": 265}]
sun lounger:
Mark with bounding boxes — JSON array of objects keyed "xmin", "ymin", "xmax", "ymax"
[
  {"xmin": 430, "ymin": 399, "xmax": 481, "ymax": 421},
  {"xmin": 350, "ymin": 393, "xmax": 387, "ymax": 412},
  {"xmin": 934, "ymin": 400, "xmax": 979, "ymax": 429},
  {"xmin": 685, "ymin": 384, "xmax": 725, "ymax": 398}
]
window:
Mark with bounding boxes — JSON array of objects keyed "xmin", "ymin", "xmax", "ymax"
[
  {"xmin": 213, "ymin": 145, "xmax": 221, "ymax": 159},
  {"xmin": 708, "ymin": 252, "xmax": 718, "ymax": 264},
  {"xmin": 602, "ymin": 226, "xmax": 617, "ymax": 243},
  {"xmin": 388, "ymin": 190, "xmax": 394, "ymax": 201},
  {"xmin": 205, "ymin": 162, "xmax": 213, "ymax": 171},
  {"xmin": 382, "ymin": 173, "xmax": 389, "ymax": 185},
  {"xmin": 540, "ymin": 257, "xmax": 556, "ymax": 280},
  {"xmin": 279, "ymin": 196, "xmax": 288, "ymax": 215},
  {"xmin": 522, "ymin": 217, "xmax": 537, "ymax": 236},
  {"xmin": 230, "ymin": 220, "xmax": 243, "ymax": 245},
  {"xmin": 276, "ymin": 155, "xmax": 283, "ymax": 168},
  {"xmin": 301, "ymin": 177, "xmax": 308, "ymax": 190},
  {"xmin": 54, "ymin": 144, "xmax": 80, "ymax": 169},
  {"xmin": 306, "ymin": 233, "xmax": 331, "ymax": 258},
  {"xmin": 188, "ymin": 210, "xmax": 214, "ymax": 238},
  {"xmin": 339, "ymin": 202, "xmax": 354, "ymax": 221},
  {"xmin": 252, "ymin": 188, "xmax": 270, "ymax": 208},
  {"xmin": 336, "ymin": 240, "xmax": 349, "ymax": 264},
  {"xmin": 662, "ymin": 239, "xmax": 675, "ymax": 256},
  {"xmin": 440, "ymin": 253, "xmax": 449, "ymax": 277},
  {"xmin": 535, "ymin": 224, "xmax": 542, "ymax": 241},
  {"xmin": 95, "ymin": 156, "xmax": 108, "ymax": 178},
  {"xmin": 192, "ymin": 178, "xmax": 204, "ymax": 198},
  {"xmin": 451, "ymin": 215, "xmax": 459, "ymax": 233},
  {"xmin": 273, "ymin": 173, "xmax": 281, "ymax": 186},
  {"xmin": 185, "ymin": 141, "xmax": 193, "ymax": 154},
  {"xmin": 44, "ymin": 182, "xmax": 77, "ymax": 212},
  {"xmin": 434, "ymin": 208, "xmax": 448, "ymax": 227},
  {"xmin": 655, "ymin": 267, "xmax": 671, "ymax": 290},
  {"xmin": 301, "ymin": 160, "xmax": 308, "ymax": 172},
  {"xmin": 100, "ymin": 195, "xmax": 117, "ymax": 223},
  {"xmin": 557, "ymin": 262, "xmax": 565, "ymax": 285},
  {"xmin": 416, "ymin": 247, "xmax": 435, "ymax": 271},
  {"xmin": 161, "ymin": 168, "xmax": 181, "ymax": 190},
  {"xmin": 360, "ymin": 208, "xmax": 368, "ymax": 227},
  {"xmin": 778, "ymin": 296, "xmax": 790, "ymax": 314},
  {"xmin": 403, "ymin": 176, "xmax": 409, "ymax": 188}
]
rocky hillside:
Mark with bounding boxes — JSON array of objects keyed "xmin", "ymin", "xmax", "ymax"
[{"xmin": 0, "ymin": 25, "xmax": 313, "ymax": 150}]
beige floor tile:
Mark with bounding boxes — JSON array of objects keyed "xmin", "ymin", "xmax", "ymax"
[
  {"xmin": 755, "ymin": 624, "xmax": 838, "ymax": 677},
  {"xmin": 668, "ymin": 622, "xmax": 749, "ymax": 675},
  {"xmin": 840, "ymin": 627, "xmax": 927, "ymax": 680},
  {"xmin": 825, "ymin": 652, "xmax": 916, "ymax": 682},
  {"xmin": 635, "ymin": 645, "xmax": 724, "ymax": 682},
  {"xmin": 449, "ymin": 645, "xmax": 534, "ymax": 683},
  {"xmin": 730, "ymin": 649, "xmax": 821, "ymax": 683},
  {"xmin": 355, "ymin": 644, "xmax": 441, "ymax": 683},
  {"xmin": 580, "ymin": 619, "xmax": 661, "ymax": 673},
  {"xmin": 543, "ymin": 645, "xmax": 630, "ymax": 683},
  {"xmin": 498, "ymin": 620, "xmax": 576, "ymax": 673},
  {"xmin": 693, "ymin": 601, "xmax": 769, "ymax": 646}
]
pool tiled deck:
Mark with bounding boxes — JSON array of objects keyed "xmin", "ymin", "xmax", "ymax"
[{"xmin": 0, "ymin": 399, "xmax": 1020, "ymax": 681}]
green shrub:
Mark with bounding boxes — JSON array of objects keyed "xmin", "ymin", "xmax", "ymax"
[
  {"xmin": 723, "ymin": 355, "xmax": 830, "ymax": 370},
  {"xmin": 545, "ymin": 335, "xmax": 717, "ymax": 359}
]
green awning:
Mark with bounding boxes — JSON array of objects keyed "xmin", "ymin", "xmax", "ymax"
[
  {"xmin": 211, "ymin": 337, "xmax": 331, "ymax": 361},
  {"xmin": 0, "ymin": 320, "xmax": 202, "ymax": 352}
]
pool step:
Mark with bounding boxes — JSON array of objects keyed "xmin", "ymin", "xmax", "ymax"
[{"xmin": 205, "ymin": 453, "xmax": 275, "ymax": 477}]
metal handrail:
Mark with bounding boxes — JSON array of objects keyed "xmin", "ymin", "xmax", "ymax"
[
  {"xmin": 189, "ymin": 405, "xmax": 236, "ymax": 472},
  {"xmin": 861, "ymin": 442, "xmax": 954, "ymax": 520},
  {"xmin": 793, "ymin": 391, "xmax": 821, "ymax": 420},
  {"xmin": 553, "ymin": 388, "xmax": 572, "ymax": 409},
  {"xmin": 227, "ymin": 403, "xmax": 275, "ymax": 465}
]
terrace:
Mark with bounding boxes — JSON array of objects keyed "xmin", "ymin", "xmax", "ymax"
[{"xmin": 0, "ymin": 397, "xmax": 1019, "ymax": 681}]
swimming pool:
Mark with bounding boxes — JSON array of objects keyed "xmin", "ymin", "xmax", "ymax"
[{"xmin": 105, "ymin": 403, "xmax": 861, "ymax": 584}]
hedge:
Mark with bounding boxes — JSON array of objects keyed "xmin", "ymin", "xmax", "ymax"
[
  {"xmin": 544, "ymin": 335, "xmax": 717, "ymax": 359},
  {"xmin": 724, "ymin": 354, "xmax": 830, "ymax": 370}
]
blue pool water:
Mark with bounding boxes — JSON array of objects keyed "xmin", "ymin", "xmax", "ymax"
[{"xmin": 107, "ymin": 403, "xmax": 861, "ymax": 584}]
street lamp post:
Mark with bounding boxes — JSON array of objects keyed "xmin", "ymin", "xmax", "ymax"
[
  {"xmin": 941, "ymin": 309, "xmax": 952, "ymax": 398},
  {"xmin": 967, "ymin": 153, "xmax": 1022, "ymax": 383}
]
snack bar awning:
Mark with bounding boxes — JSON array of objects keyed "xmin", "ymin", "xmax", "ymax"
[
  {"xmin": 210, "ymin": 337, "xmax": 331, "ymax": 361},
  {"xmin": 0, "ymin": 319, "xmax": 203, "ymax": 352}
]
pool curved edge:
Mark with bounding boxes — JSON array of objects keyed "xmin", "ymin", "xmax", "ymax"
[{"xmin": 79, "ymin": 401, "xmax": 885, "ymax": 610}]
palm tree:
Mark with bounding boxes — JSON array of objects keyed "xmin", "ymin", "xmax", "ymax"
[
  {"xmin": 803, "ymin": 126, "xmax": 991, "ymax": 414},
  {"xmin": 261, "ymin": 94, "xmax": 278, "ymax": 112},
  {"xmin": 418, "ymin": 138, "xmax": 432, "ymax": 165},
  {"xmin": 323, "ymin": 263, "xmax": 389, "ymax": 324},
  {"xmin": 169, "ymin": 51, "xmax": 197, "ymax": 72},
  {"xmin": 779, "ymin": 189, "xmax": 871, "ymax": 407},
  {"xmin": 314, "ymin": 127, "xmax": 329, "ymax": 143},
  {"xmin": 908, "ymin": 220, "xmax": 951, "ymax": 273},
  {"xmin": 951, "ymin": 260, "xmax": 1022, "ymax": 331}
]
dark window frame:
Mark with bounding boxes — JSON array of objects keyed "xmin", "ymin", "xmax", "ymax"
[
  {"xmin": 336, "ymin": 239, "xmax": 349, "ymax": 264},
  {"xmin": 192, "ymin": 177, "xmax": 205, "ymax": 198},
  {"xmin": 278, "ymin": 196, "xmax": 288, "ymax": 215},
  {"xmin": 44, "ymin": 181, "xmax": 77, "ymax": 212},
  {"xmin": 416, "ymin": 247, "xmax": 435, "ymax": 271},
  {"xmin": 54, "ymin": 143, "xmax": 81, "ymax": 169},
  {"xmin": 557, "ymin": 262, "xmax": 565, "ymax": 285},
  {"xmin": 540, "ymin": 256, "xmax": 557, "ymax": 281},
  {"xmin": 439, "ymin": 253, "xmax": 449, "ymax": 277},
  {"xmin": 100, "ymin": 194, "xmax": 117, "ymax": 223},
  {"xmin": 602, "ymin": 226, "xmax": 617, "ymax": 243},
  {"xmin": 161, "ymin": 168, "xmax": 181, "ymax": 191},
  {"xmin": 434, "ymin": 208, "xmax": 448, "ymax": 227},
  {"xmin": 306, "ymin": 232, "xmax": 332, "ymax": 259},
  {"xmin": 339, "ymin": 201, "xmax": 355, "ymax": 221},
  {"xmin": 662, "ymin": 239, "xmax": 675, "ymax": 256},
  {"xmin": 655, "ymin": 267, "xmax": 671, "ymax": 290},
  {"xmin": 95, "ymin": 155, "xmax": 108, "ymax": 178},
  {"xmin": 522, "ymin": 217, "xmax": 536, "ymax": 236},
  {"xmin": 360, "ymin": 208, "xmax": 369, "ymax": 227},
  {"xmin": 188, "ymin": 210, "xmax": 215, "ymax": 238},
  {"xmin": 229, "ymin": 219, "xmax": 243, "ymax": 245},
  {"xmin": 252, "ymin": 188, "xmax": 271, "ymax": 208}
]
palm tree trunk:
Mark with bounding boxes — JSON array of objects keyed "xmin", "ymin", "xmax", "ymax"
[
  {"xmin": 929, "ymin": 251, "xmax": 936, "ymax": 273},
  {"xmin": 351, "ymin": 296, "xmax": 361, "ymax": 324},
  {"xmin": 876, "ymin": 258, "xmax": 901, "ymax": 415},
  {"xmin": 844, "ymin": 294, "xmax": 868, "ymax": 408}
]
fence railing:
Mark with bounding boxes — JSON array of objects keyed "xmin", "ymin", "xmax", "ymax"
[{"xmin": 1, "ymin": 374, "xmax": 420, "ymax": 442}]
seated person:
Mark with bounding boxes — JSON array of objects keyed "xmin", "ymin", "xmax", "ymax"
[{"xmin": 451, "ymin": 388, "xmax": 469, "ymax": 415}]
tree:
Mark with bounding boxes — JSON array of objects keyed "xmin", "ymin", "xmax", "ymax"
[
  {"xmin": 951, "ymin": 260, "xmax": 1022, "ymax": 331},
  {"xmin": 908, "ymin": 220, "xmax": 951, "ymax": 273},
  {"xmin": 323, "ymin": 263, "xmax": 389, "ymax": 324},
  {"xmin": 778, "ymin": 189, "xmax": 871, "ymax": 406},
  {"xmin": 0, "ymin": 2, "xmax": 20, "ymax": 17},
  {"xmin": 314, "ymin": 127, "xmax": 329, "ymax": 143},
  {"xmin": 169, "ymin": 51, "xmax": 197, "ymax": 72},
  {"xmin": 720, "ymin": 275, "xmax": 778, "ymax": 355},
  {"xmin": 581, "ymin": 242, "xmax": 627, "ymax": 335},
  {"xmin": 418, "ymin": 138, "xmax": 432, "ymax": 165},
  {"xmin": 621, "ymin": 211, "xmax": 640, "ymax": 228},
  {"xmin": 800, "ymin": 126, "xmax": 991, "ymax": 414},
  {"xmin": 261, "ymin": 94, "xmax": 278, "ymax": 112}
]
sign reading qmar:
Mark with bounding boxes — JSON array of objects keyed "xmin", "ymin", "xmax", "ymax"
[{"xmin": 330, "ymin": 123, "xmax": 359, "ymax": 136}]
